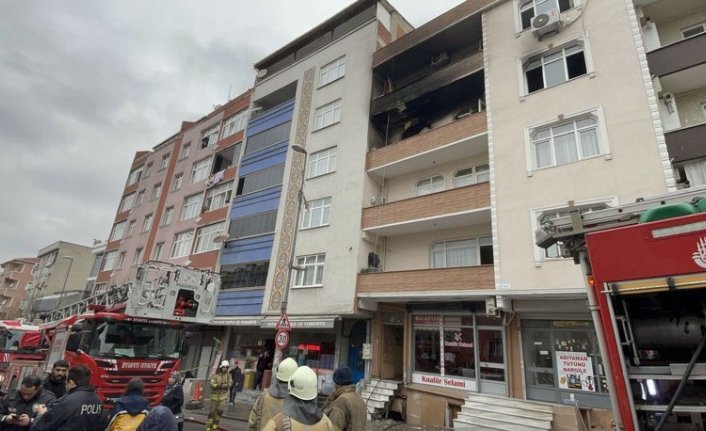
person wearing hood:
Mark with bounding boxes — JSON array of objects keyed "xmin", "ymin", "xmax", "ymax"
[
  {"xmin": 322, "ymin": 366, "xmax": 367, "ymax": 431},
  {"xmin": 204, "ymin": 360, "xmax": 233, "ymax": 431},
  {"xmin": 107, "ymin": 378, "xmax": 149, "ymax": 431},
  {"xmin": 248, "ymin": 358, "xmax": 298, "ymax": 431},
  {"xmin": 136, "ymin": 406, "xmax": 177, "ymax": 431},
  {"xmin": 160, "ymin": 373, "xmax": 183, "ymax": 431},
  {"xmin": 262, "ymin": 366, "xmax": 333, "ymax": 431}
]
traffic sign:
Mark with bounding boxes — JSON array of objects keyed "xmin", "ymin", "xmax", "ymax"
[
  {"xmin": 275, "ymin": 313, "xmax": 292, "ymax": 331},
  {"xmin": 275, "ymin": 330, "xmax": 290, "ymax": 349}
]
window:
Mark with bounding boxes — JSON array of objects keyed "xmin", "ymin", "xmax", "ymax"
[
  {"xmin": 520, "ymin": 0, "xmax": 574, "ymax": 30},
  {"xmin": 173, "ymin": 173, "xmax": 183, "ymax": 191},
  {"xmin": 525, "ymin": 43, "xmax": 586, "ymax": 94},
  {"xmin": 308, "ymin": 147, "xmax": 337, "ymax": 178},
  {"xmin": 136, "ymin": 190, "xmax": 145, "ymax": 206},
  {"xmin": 236, "ymin": 164, "xmax": 285, "ymax": 195},
  {"xmin": 201, "ymin": 125, "xmax": 219, "ymax": 148},
  {"xmin": 416, "ymin": 175, "xmax": 444, "ymax": 196},
  {"xmin": 162, "ymin": 206, "xmax": 174, "ymax": 226},
  {"xmin": 221, "ymin": 261, "xmax": 269, "ymax": 289},
  {"xmin": 153, "ymin": 242, "xmax": 165, "ymax": 260},
  {"xmin": 314, "ymin": 99, "xmax": 342, "ymax": 130},
  {"xmin": 454, "ymin": 164, "xmax": 489, "ymax": 187},
  {"xmin": 431, "ymin": 237, "xmax": 493, "ymax": 268},
  {"xmin": 116, "ymin": 252, "xmax": 126, "ymax": 269},
  {"xmin": 294, "ymin": 254, "xmax": 325, "ymax": 287},
  {"xmin": 301, "ymin": 197, "xmax": 331, "ymax": 229},
  {"xmin": 144, "ymin": 162, "xmax": 152, "ymax": 178},
  {"xmin": 171, "ymin": 231, "xmax": 194, "ymax": 258},
  {"xmin": 126, "ymin": 220, "xmax": 136, "ymax": 237},
  {"xmin": 537, "ymin": 202, "xmax": 611, "ymax": 258},
  {"xmin": 132, "ymin": 248, "xmax": 144, "ymax": 266},
  {"xmin": 245, "ymin": 122, "xmax": 292, "ymax": 155},
  {"xmin": 531, "ymin": 114, "xmax": 600, "ymax": 169},
  {"xmin": 102, "ymin": 251, "xmax": 117, "ymax": 271},
  {"xmin": 191, "ymin": 158, "xmax": 212, "ymax": 184},
  {"xmin": 229, "ymin": 211, "xmax": 277, "ymax": 239},
  {"xmin": 193, "ymin": 222, "xmax": 226, "ymax": 254},
  {"xmin": 119, "ymin": 193, "xmax": 136, "ymax": 213},
  {"xmin": 222, "ymin": 110, "xmax": 248, "ymax": 138},
  {"xmin": 142, "ymin": 214, "xmax": 153, "ymax": 232},
  {"xmin": 414, "ymin": 315, "xmax": 476, "ymax": 378},
  {"xmin": 126, "ymin": 167, "xmax": 143, "ymax": 186},
  {"xmin": 204, "ymin": 182, "xmax": 233, "ymax": 212},
  {"xmin": 180, "ymin": 143, "xmax": 191, "ymax": 160},
  {"xmin": 110, "ymin": 221, "xmax": 127, "ymax": 241},
  {"xmin": 151, "ymin": 183, "xmax": 162, "ymax": 201},
  {"xmin": 319, "ymin": 56, "xmax": 346, "ymax": 87},
  {"xmin": 181, "ymin": 193, "xmax": 202, "ymax": 220},
  {"xmin": 160, "ymin": 154, "xmax": 170, "ymax": 170},
  {"xmin": 682, "ymin": 22, "xmax": 706, "ymax": 39}
]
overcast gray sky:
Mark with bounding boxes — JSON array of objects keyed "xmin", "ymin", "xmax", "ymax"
[{"xmin": 0, "ymin": 0, "xmax": 464, "ymax": 264}]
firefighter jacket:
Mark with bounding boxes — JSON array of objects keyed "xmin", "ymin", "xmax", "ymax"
[
  {"xmin": 209, "ymin": 371, "xmax": 232, "ymax": 401},
  {"xmin": 248, "ymin": 379, "xmax": 289, "ymax": 431},
  {"xmin": 322, "ymin": 385, "xmax": 368, "ymax": 431}
]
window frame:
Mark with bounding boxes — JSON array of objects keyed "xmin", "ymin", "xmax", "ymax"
[
  {"xmin": 171, "ymin": 230, "xmax": 194, "ymax": 258},
  {"xmin": 191, "ymin": 158, "xmax": 212, "ymax": 184},
  {"xmin": 431, "ymin": 237, "xmax": 493, "ymax": 268},
  {"xmin": 126, "ymin": 167, "xmax": 143, "ymax": 186},
  {"xmin": 136, "ymin": 189, "xmax": 145, "ymax": 207},
  {"xmin": 318, "ymin": 56, "xmax": 346, "ymax": 87},
  {"xmin": 110, "ymin": 221, "xmax": 127, "ymax": 242},
  {"xmin": 142, "ymin": 214, "xmax": 153, "ymax": 233},
  {"xmin": 522, "ymin": 40, "xmax": 589, "ymax": 95},
  {"xmin": 162, "ymin": 206, "xmax": 174, "ymax": 226},
  {"xmin": 151, "ymin": 183, "xmax": 162, "ymax": 201},
  {"xmin": 116, "ymin": 251, "xmax": 126, "ymax": 269},
  {"xmin": 682, "ymin": 22, "xmax": 706, "ymax": 39},
  {"xmin": 159, "ymin": 154, "xmax": 170, "ymax": 170},
  {"xmin": 153, "ymin": 242, "xmax": 165, "ymax": 260},
  {"xmin": 416, "ymin": 175, "xmax": 445, "ymax": 196},
  {"xmin": 293, "ymin": 254, "xmax": 326, "ymax": 288},
  {"xmin": 173, "ymin": 173, "xmax": 183, "ymax": 191},
  {"xmin": 132, "ymin": 248, "xmax": 144, "ymax": 266},
  {"xmin": 313, "ymin": 99, "xmax": 342, "ymax": 131},
  {"xmin": 180, "ymin": 143, "xmax": 191, "ymax": 160},
  {"xmin": 200, "ymin": 124, "xmax": 220, "ymax": 148},
  {"xmin": 119, "ymin": 193, "xmax": 136, "ymax": 213},
  {"xmin": 193, "ymin": 222, "xmax": 226, "ymax": 254},
  {"xmin": 221, "ymin": 110, "xmax": 248, "ymax": 139},
  {"xmin": 204, "ymin": 182, "xmax": 233, "ymax": 212},
  {"xmin": 181, "ymin": 193, "xmax": 203, "ymax": 221},
  {"xmin": 102, "ymin": 251, "xmax": 117, "ymax": 271},
  {"xmin": 307, "ymin": 147, "xmax": 337, "ymax": 179},
  {"xmin": 453, "ymin": 164, "xmax": 490, "ymax": 188},
  {"xmin": 301, "ymin": 197, "xmax": 332, "ymax": 229}
]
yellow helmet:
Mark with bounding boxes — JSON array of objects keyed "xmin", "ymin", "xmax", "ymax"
[
  {"xmin": 288, "ymin": 366, "xmax": 318, "ymax": 400},
  {"xmin": 276, "ymin": 358, "xmax": 298, "ymax": 382}
]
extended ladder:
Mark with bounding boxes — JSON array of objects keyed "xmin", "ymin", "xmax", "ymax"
[{"xmin": 42, "ymin": 283, "xmax": 130, "ymax": 323}]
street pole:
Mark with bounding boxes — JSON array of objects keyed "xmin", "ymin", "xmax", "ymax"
[
  {"xmin": 272, "ymin": 145, "xmax": 307, "ymax": 370},
  {"xmin": 58, "ymin": 256, "xmax": 74, "ymax": 310}
]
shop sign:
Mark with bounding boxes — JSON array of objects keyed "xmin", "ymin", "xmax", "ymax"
[
  {"xmin": 212, "ymin": 319, "xmax": 261, "ymax": 326},
  {"xmin": 553, "ymin": 320, "xmax": 590, "ymax": 329},
  {"xmin": 412, "ymin": 373, "xmax": 476, "ymax": 391},
  {"xmin": 413, "ymin": 315, "xmax": 442, "ymax": 325},
  {"xmin": 261, "ymin": 319, "xmax": 335, "ymax": 329},
  {"xmin": 556, "ymin": 351, "xmax": 595, "ymax": 391}
]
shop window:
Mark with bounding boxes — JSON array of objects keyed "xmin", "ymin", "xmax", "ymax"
[{"xmin": 413, "ymin": 315, "xmax": 478, "ymax": 379}]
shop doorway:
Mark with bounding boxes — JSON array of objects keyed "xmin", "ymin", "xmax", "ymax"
[
  {"xmin": 381, "ymin": 324, "xmax": 403, "ymax": 379},
  {"xmin": 347, "ymin": 321, "xmax": 366, "ymax": 384},
  {"xmin": 477, "ymin": 327, "xmax": 506, "ymax": 395}
]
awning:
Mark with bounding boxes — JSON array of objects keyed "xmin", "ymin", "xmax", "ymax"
[
  {"xmin": 210, "ymin": 316, "xmax": 263, "ymax": 326},
  {"xmin": 357, "ymin": 289, "xmax": 498, "ymax": 303},
  {"xmin": 259, "ymin": 315, "xmax": 340, "ymax": 329}
]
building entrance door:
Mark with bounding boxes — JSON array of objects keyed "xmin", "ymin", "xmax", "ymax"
[
  {"xmin": 477, "ymin": 327, "xmax": 507, "ymax": 395},
  {"xmin": 381, "ymin": 324, "xmax": 403, "ymax": 379}
]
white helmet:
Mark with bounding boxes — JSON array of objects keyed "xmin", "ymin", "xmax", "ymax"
[
  {"xmin": 220, "ymin": 360, "xmax": 230, "ymax": 368},
  {"xmin": 276, "ymin": 358, "xmax": 298, "ymax": 382},
  {"xmin": 288, "ymin": 366, "xmax": 318, "ymax": 401}
]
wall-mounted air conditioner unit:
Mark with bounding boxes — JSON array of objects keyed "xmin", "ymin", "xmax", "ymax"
[{"xmin": 532, "ymin": 9, "xmax": 561, "ymax": 40}]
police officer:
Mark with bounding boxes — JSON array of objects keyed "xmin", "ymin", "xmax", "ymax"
[
  {"xmin": 30, "ymin": 365, "xmax": 107, "ymax": 431},
  {"xmin": 263, "ymin": 366, "xmax": 334, "ymax": 431},
  {"xmin": 248, "ymin": 358, "xmax": 298, "ymax": 431},
  {"xmin": 0, "ymin": 375, "xmax": 55, "ymax": 430}
]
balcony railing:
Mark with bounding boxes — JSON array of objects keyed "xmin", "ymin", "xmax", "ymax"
[
  {"xmin": 367, "ymin": 112, "xmax": 487, "ymax": 172},
  {"xmin": 665, "ymin": 122, "xmax": 706, "ymax": 163},
  {"xmin": 362, "ymin": 183, "xmax": 490, "ymax": 232},
  {"xmin": 357, "ymin": 265, "xmax": 494, "ymax": 295},
  {"xmin": 647, "ymin": 32, "xmax": 706, "ymax": 77}
]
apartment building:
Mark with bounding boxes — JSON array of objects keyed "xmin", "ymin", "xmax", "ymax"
[
  {"xmin": 94, "ymin": 92, "xmax": 249, "ymax": 378},
  {"xmin": 214, "ymin": 0, "xmax": 412, "ymax": 388},
  {"xmin": 24, "ymin": 241, "xmax": 94, "ymax": 319},
  {"xmin": 0, "ymin": 258, "xmax": 37, "ymax": 320}
]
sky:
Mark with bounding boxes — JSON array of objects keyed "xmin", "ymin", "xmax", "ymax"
[{"xmin": 0, "ymin": 0, "xmax": 465, "ymax": 264}]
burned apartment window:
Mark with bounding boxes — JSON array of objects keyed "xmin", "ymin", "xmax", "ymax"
[
  {"xmin": 221, "ymin": 261, "xmax": 270, "ymax": 289},
  {"xmin": 213, "ymin": 143, "xmax": 241, "ymax": 173},
  {"xmin": 525, "ymin": 43, "xmax": 586, "ymax": 94}
]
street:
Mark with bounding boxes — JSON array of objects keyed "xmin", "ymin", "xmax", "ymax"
[{"xmin": 184, "ymin": 417, "xmax": 248, "ymax": 431}]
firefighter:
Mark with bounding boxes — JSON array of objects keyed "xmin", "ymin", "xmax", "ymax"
[
  {"xmin": 322, "ymin": 366, "xmax": 367, "ymax": 431},
  {"xmin": 248, "ymin": 357, "xmax": 298, "ymax": 431},
  {"xmin": 203, "ymin": 361, "xmax": 232, "ymax": 431},
  {"xmin": 263, "ymin": 366, "xmax": 334, "ymax": 431}
]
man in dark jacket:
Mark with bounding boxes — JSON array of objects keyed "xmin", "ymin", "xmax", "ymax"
[
  {"xmin": 160, "ymin": 372, "xmax": 184, "ymax": 431},
  {"xmin": 322, "ymin": 366, "xmax": 367, "ymax": 431},
  {"xmin": 255, "ymin": 351, "xmax": 271, "ymax": 390},
  {"xmin": 136, "ymin": 406, "xmax": 177, "ymax": 431},
  {"xmin": 30, "ymin": 365, "xmax": 108, "ymax": 431},
  {"xmin": 0, "ymin": 375, "xmax": 55, "ymax": 430},
  {"xmin": 41, "ymin": 360, "xmax": 69, "ymax": 399}
]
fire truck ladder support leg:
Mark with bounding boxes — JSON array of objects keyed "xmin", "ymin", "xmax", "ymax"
[{"xmin": 655, "ymin": 331, "xmax": 706, "ymax": 431}]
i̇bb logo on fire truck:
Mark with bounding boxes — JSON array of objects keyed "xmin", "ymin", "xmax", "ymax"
[{"xmin": 692, "ymin": 237, "xmax": 706, "ymax": 269}]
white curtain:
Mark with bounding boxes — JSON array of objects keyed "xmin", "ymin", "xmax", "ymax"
[
  {"xmin": 580, "ymin": 129, "xmax": 600, "ymax": 157},
  {"xmin": 554, "ymin": 133, "xmax": 578, "ymax": 165},
  {"xmin": 684, "ymin": 159, "xmax": 706, "ymax": 186}
]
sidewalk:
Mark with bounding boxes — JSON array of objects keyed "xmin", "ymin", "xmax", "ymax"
[{"xmin": 183, "ymin": 388, "xmax": 259, "ymax": 424}]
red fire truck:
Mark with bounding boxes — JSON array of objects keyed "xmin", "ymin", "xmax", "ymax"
[
  {"xmin": 536, "ymin": 187, "xmax": 706, "ymax": 431},
  {"xmin": 0, "ymin": 320, "xmax": 46, "ymax": 390}
]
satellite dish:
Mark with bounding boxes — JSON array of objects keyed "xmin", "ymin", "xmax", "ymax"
[{"xmin": 256, "ymin": 69, "xmax": 268, "ymax": 78}]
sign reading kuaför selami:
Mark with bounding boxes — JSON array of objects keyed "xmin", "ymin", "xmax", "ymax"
[{"xmin": 412, "ymin": 373, "xmax": 476, "ymax": 391}]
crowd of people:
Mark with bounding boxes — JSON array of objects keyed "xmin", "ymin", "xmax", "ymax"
[{"xmin": 0, "ymin": 357, "xmax": 368, "ymax": 431}]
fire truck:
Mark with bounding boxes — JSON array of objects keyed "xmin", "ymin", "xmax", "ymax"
[
  {"xmin": 0, "ymin": 320, "xmax": 46, "ymax": 390},
  {"xmin": 536, "ymin": 186, "xmax": 706, "ymax": 431},
  {"xmin": 23, "ymin": 262, "xmax": 219, "ymax": 408}
]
